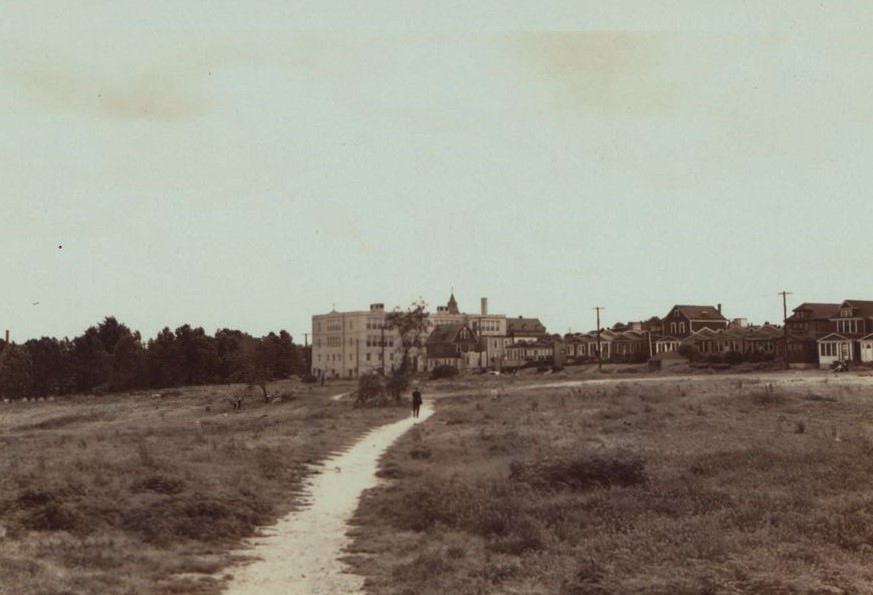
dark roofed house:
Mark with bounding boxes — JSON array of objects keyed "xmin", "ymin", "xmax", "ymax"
[
  {"xmin": 816, "ymin": 300, "xmax": 873, "ymax": 368},
  {"xmin": 507, "ymin": 317, "xmax": 547, "ymax": 343},
  {"xmin": 425, "ymin": 323, "xmax": 480, "ymax": 372},
  {"xmin": 663, "ymin": 305, "xmax": 728, "ymax": 339},
  {"xmin": 785, "ymin": 302, "xmax": 839, "ymax": 367},
  {"xmin": 830, "ymin": 300, "xmax": 873, "ymax": 338}
]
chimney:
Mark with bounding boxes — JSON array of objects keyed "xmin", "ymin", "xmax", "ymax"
[
  {"xmin": 717, "ymin": 304, "xmax": 722, "ymax": 314},
  {"xmin": 481, "ymin": 297, "xmax": 488, "ymax": 316},
  {"xmin": 4, "ymin": 330, "xmax": 8, "ymax": 343}
]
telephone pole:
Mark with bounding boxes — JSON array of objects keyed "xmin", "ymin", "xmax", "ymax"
[
  {"xmin": 778, "ymin": 290, "xmax": 792, "ymax": 369},
  {"xmin": 778, "ymin": 291, "xmax": 791, "ymax": 322},
  {"xmin": 594, "ymin": 306, "xmax": 604, "ymax": 372}
]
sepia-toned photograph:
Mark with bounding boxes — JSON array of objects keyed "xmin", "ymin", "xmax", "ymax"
[{"xmin": 3, "ymin": 2, "xmax": 873, "ymax": 593}]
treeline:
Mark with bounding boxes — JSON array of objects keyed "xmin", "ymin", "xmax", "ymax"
[{"xmin": 0, "ymin": 317, "xmax": 309, "ymax": 399}]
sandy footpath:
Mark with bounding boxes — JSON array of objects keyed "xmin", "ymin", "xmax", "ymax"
[{"xmin": 223, "ymin": 401, "xmax": 433, "ymax": 595}]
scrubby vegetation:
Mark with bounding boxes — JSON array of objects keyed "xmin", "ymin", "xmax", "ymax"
[
  {"xmin": 429, "ymin": 364, "xmax": 460, "ymax": 380},
  {"xmin": 0, "ymin": 379, "xmax": 406, "ymax": 594},
  {"xmin": 348, "ymin": 372, "xmax": 873, "ymax": 594}
]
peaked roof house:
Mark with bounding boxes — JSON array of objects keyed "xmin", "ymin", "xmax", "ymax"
[
  {"xmin": 424, "ymin": 324, "xmax": 480, "ymax": 372},
  {"xmin": 785, "ymin": 302, "xmax": 840, "ymax": 367},
  {"xmin": 815, "ymin": 300, "xmax": 873, "ymax": 368},
  {"xmin": 507, "ymin": 317, "xmax": 547, "ymax": 342},
  {"xmin": 830, "ymin": 300, "xmax": 873, "ymax": 338},
  {"xmin": 662, "ymin": 305, "xmax": 728, "ymax": 342}
]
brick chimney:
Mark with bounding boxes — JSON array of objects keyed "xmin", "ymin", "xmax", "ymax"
[{"xmin": 481, "ymin": 297, "xmax": 488, "ymax": 316}]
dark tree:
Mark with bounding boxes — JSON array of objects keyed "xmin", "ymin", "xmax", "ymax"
[
  {"xmin": 214, "ymin": 329, "xmax": 248, "ymax": 383},
  {"xmin": 25, "ymin": 337, "xmax": 73, "ymax": 396},
  {"xmin": 146, "ymin": 327, "xmax": 185, "ymax": 388},
  {"xmin": 383, "ymin": 301, "xmax": 430, "ymax": 401},
  {"xmin": 0, "ymin": 343, "xmax": 34, "ymax": 398},
  {"xmin": 272, "ymin": 330, "xmax": 304, "ymax": 378},
  {"xmin": 175, "ymin": 325, "xmax": 219, "ymax": 385},
  {"xmin": 110, "ymin": 332, "xmax": 146, "ymax": 391},
  {"xmin": 71, "ymin": 326, "xmax": 112, "ymax": 392}
]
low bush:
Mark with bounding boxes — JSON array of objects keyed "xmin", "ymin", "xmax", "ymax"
[
  {"xmin": 131, "ymin": 474, "xmax": 186, "ymax": 495},
  {"xmin": 510, "ymin": 456, "xmax": 647, "ymax": 491},
  {"xmin": 430, "ymin": 365, "xmax": 459, "ymax": 380}
]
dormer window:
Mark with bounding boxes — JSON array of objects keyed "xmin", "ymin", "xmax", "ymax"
[{"xmin": 841, "ymin": 308, "xmax": 853, "ymax": 318}]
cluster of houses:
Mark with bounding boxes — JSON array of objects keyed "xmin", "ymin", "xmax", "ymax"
[
  {"xmin": 309, "ymin": 294, "xmax": 873, "ymax": 378},
  {"xmin": 785, "ymin": 300, "xmax": 873, "ymax": 368}
]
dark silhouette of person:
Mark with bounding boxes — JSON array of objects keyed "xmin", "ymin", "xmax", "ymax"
[{"xmin": 411, "ymin": 388, "xmax": 422, "ymax": 418}]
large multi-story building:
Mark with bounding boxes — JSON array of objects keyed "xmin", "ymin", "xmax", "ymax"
[
  {"xmin": 310, "ymin": 303, "xmax": 403, "ymax": 379},
  {"xmin": 311, "ymin": 293, "xmax": 515, "ymax": 378}
]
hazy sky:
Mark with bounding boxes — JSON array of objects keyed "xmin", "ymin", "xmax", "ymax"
[{"xmin": 3, "ymin": 2, "xmax": 872, "ymax": 342}]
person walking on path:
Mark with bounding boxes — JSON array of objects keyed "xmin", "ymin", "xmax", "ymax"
[{"xmin": 411, "ymin": 388, "xmax": 422, "ymax": 419}]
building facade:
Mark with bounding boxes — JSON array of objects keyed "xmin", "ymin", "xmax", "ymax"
[
  {"xmin": 311, "ymin": 293, "xmax": 528, "ymax": 378},
  {"xmin": 310, "ymin": 303, "xmax": 406, "ymax": 379}
]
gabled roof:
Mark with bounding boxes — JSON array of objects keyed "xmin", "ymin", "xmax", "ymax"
[
  {"xmin": 507, "ymin": 317, "xmax": 546, "ymax": 335},
  {"xmin": 425, "ymin": 324, "xmax": 467, "ymax": 346},
  {"xmin": 834, "ymin": 300, "xmax": 873, "ymax": 319},
  {"xmin": 667, "ymin": 305, "xmax": 727, "ymax": 321},
  {"xmin": 721, "ymin": 326, "xmax": 747, "ymax": 339},
  {"xmin": 688, "ymin": 327, "xmax": 720, "ymax": 339},
  {"xmin": 817, "ymin": 333, "xmax": 851, "ymax": 342},
  {"xmin": 746, "ymin": 326, "xmax": 783, "ymax": 341},
  {"xmin": 789, "ymin": 302, "xmax": 840, "ymax": 320}
]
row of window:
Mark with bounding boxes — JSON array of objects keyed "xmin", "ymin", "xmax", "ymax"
[
  {"xmin": 317, "ymin": 352, "xmax": 395, "ymax": 363},
  {"xmin": 819, "ymin": 342, "xmax": 850, "ymax": 357},
  {"xmin": 835, "ymin": 319, "xmax": 862, "ymax": 335}
]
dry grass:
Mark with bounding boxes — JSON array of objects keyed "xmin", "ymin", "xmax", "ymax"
[
  {"xmin": 348, "ymin": 370, "xmax": 873, "ymax": 594},
  {"xmin": 0, "ymin": 379, "xmax": 407, "ymax": 594}
]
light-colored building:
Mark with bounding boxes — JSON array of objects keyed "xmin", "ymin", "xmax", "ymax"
[
  {"xmin": 311, "ymin": 293, "xmax": 517, "ymax": 378},
  {"xmin": 311, "ymin": 303, "xmax": 407, "ymax": 379}
]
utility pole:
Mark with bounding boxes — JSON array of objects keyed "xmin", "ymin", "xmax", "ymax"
[
  {"xmin": 778, "ymin": 290, "xmax": 792, "ymax": 369},
  {"xmin": 594, "ymin": 306, "xmax": 604, "ymax": 372}
]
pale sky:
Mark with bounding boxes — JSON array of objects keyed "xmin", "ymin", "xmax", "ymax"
[{"xmin": 3, "ymin": 2, "xmax": 873, "ymax": 342}]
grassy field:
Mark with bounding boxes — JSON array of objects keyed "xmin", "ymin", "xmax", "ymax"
[
  {"xmin": 0, "ymin": 379, "xmax": 407, "ymax": 595},
  {"xmin": 347, "ymin": 369, "xmax": 873, "ymax": 594}
]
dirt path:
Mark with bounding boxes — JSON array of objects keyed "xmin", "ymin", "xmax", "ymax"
[{"xmin": 223, "ymin": 403, "xmax": 433, "ymax": 595}]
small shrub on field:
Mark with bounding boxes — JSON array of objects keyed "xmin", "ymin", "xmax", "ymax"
[
  {"xmin": 253, "ymin": 447, "xmax": 287, "ymax": 480},
  {"xmin": 409, "ymin": 446, "xmax": 431, "ymax": 460},
  {"xmin": 121, "ymin": 493, "xmax": 273, "ymax": 545},
  {"xmin": 486, "ymin": 517, "xmax": 545, "ymax": 555},
  {"xmin": 22, "ymin": 502, "xmax": 87, "ymax": 533},
  {"xmin": 561, "ymin": 558, "xmax": 606, "ymax": 595},
  {"xmin": 430, "ymin": 365, "xmax": 459, "ymax": 380},
  {"xmin": 130, "ymin": 474, "xmax": 186, "ymax": 495},
  {"xmin": 376, "ymin": 461, "xmax": 403, "ymax": 479},
  {"xmin": 510, "ymin": 456, "xmax": 647, "ymax": 491},
  {"xmin": 383, "ymin": 478, "xmax": 528, "ymax": 538}
]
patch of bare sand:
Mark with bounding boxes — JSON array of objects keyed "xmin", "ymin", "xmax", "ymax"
[{"xmin": 223, "ymin": 404, "xmax": 432, "ymax": 595}]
